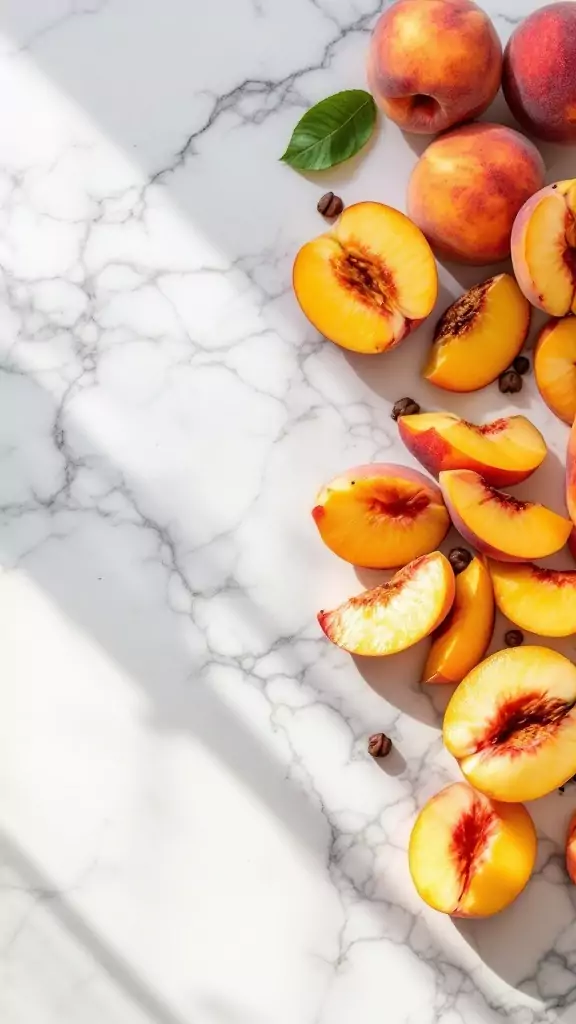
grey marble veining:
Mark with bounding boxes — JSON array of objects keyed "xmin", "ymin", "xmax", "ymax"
[{"xmin": 0, "ymin": 1, "xmax": 575, "ymax": 1022}]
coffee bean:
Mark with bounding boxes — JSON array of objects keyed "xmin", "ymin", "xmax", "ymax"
[
  {"xmin": 499, "ymin": 369, "xmax": 522, "ymax": 394},
  {"xmin": 317, "ymin": 192, "xmax": 344, "ymax": 218},
  {"xmin": 513, "ymin": 355, "xmax": 530, "ymax": 375},
  {"xmin": 505, "ymin": 629, "xmax": 524, "ymax": 647},
  {"xmin": 391, "ymin": 397, "xmax": 420, "ymax": 421},
  {"xmin": 368, "ymin": 733, "xmax": 392, "ymax": 758},
  {"xmin": 448, "ymin": 547, "xmax": 472, "ymax": 575}
]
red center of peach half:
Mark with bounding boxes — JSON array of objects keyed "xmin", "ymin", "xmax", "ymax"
[
  {"xmin": 444, "ymin": 646, "xmax": 576, "ymax": 801},
  {"xmin": 408, "ymin": 781, "xmax": 536, "ymax": 917},
  {"xmin": 293, "ymin": 202, "xmax": 438, "ymax": 355},
  {"xmin": 439, "ymin": 469, "xmax": 571, "ymax": 562},
  {"xmin": 488, "ymin": 559, "xmax": 576, "ymax": 637},
  {"xmin": 317, "ymin": 551, "xmax": 454, "ymax": 657},
  {"xmin": 312, "ymin": 464, "xmax": 450, "ymax": 569},
  {"xmin": 398, "ymin": 412, "xmax": 546, "ymax": 487}
]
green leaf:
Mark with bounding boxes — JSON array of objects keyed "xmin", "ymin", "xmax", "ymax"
[{"xmin": 280, "ymin": 90, "xmax": 377, "ymax": 171}]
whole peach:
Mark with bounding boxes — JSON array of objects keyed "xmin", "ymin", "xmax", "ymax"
[
  {"xmin": 367, "ymin": 0, "xmax": 502, "ymax": 134},
  {"xmin": 407, "ymin": 123, "xmax": 546, "ymax": 264},
  {"xmin": 503, "ymin": 3, "xmax": 576, "ymax": 143}
]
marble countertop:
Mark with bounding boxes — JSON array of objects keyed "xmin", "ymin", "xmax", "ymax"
[{"xmin": 1, "ymin": 1, "xmax": 576, "ymax": 1022}]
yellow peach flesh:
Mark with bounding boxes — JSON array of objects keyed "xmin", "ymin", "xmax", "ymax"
[
  {"xmin": 488, "ymin": 560, "xmax": 576, "ymax": 638},
  {"xmin": 444, "ymin": 646, "xmax": 576, "ymax": 801},
  {"xmin": 312, "ymin": 464, "xmax": 450, "ymax": 569},
  {"xmin": 293, "ymin": 202, "xmax": 437, "ymax": 354},
  {"xmin": 423, "ymin": 557, "xmax": 494, "ymax": 684},
  {"xmin": 440, "ymin": 469, "xmax": 572, "ymax": 562},
  {"xmin": 399, "ymin": 411, "xmax": 546, "ymax": 485},
  {"xmin": 423, "ymin": 275, "xmax": 530, "ymax": 392},
  {"xmin": 318, "ymin": 551, "xmax": 454, "ymax": 656},
  {"xmin": 534, "ymin": 317, "xmax": 576, "ymax": 425},
  {"xmin": 409, "ymin": 782, "xmax": 536, "ymax": 916}
]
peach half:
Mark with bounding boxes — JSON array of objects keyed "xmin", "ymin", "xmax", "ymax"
[
  {"xmin": 423, "ymin": 275, "xmax": 530, "ymax": 392},
  {"xmin": 317, "ymin": 551, "xmax": 454, "ymax": 657},
  {"xmin": 534, "ymin": 317, "xmax": 576, "ymax": 426},
  {"xmin": 488, "ymin": 560, "xmax": 576, "ymax": 638},
  {"xmin": 293, "ymin": 202, "xmax": 437, "ymax": 354},
  {"xmin": 567, "ymin": 812, "xmax": 576, "ymax": 884},
  {"xmin": 312, "ymin": 464, "xmax": 450, "ymax": 569},
  {"xmin": 511, "ymin": 179, "xmax": 576, "ymax": 316},
  {"xmin": 423, "ymin": 557, "xmax": 494, "ymax": 685},
  {"xmin": 444, "ymin": 646, "xmax": 576, "ymax": 802},
  {"xmin": 409, "ymin": 782, "xmax": 536, "ymax": 917},
  {"xmin": 440, "ymin": 470, "xmax": 572, "ymax": 562},
  {"xmin": 398, "ymin": 411, "xmax": 546, "ymax": 487}
]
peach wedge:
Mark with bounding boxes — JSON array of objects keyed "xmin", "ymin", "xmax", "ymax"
[
  {"xmin": 423, "ymin": 556, "xmax": 494, "ymax": 684},
  {"xmin": 440, "ymin": 469, "xmax": 572, "ymax": 562},
  {"xmin": 488, "ymin": 560, "xmax": 576, "ymax": 638},
  {"xmin": 534, "ymin": 317, "xmax": 576, "ymax": 426},
  {"xmin": 567, "ymin": 813, "xmax": 576, "ymax": 884},
  {"xmin": 318, "ymin": 551, "xmax": 454, "ymax": 657},
  {"xmin": 293, "ymin": 202, "xmax": 438, "ymax": 354},
  {"xmin": 409, "ymin": 782, "xmax": 536, "ymax": 917},
  {"xmin": 567, "ymin": 416, "xmax": 576, "ymax": 526},
  {"xmin": 511, "ymin": 179, "xmax": 576, "ymax": 316},
  {"xmin": 423, "ymin": 275, "xmax": 530, "ymax": 392},
  {"xmin": 444, "ymin": 646, "xmax": 576, "ymax": 802},
  {"xmin": 398, "ymin": 411, "xmax": 546, "ymax": 487},
  {"xmin": 312, "ymin": 464, "xmax": 450, "ymax": 569}
]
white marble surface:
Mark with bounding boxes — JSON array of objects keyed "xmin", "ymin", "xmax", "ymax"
[{"xmin": 1, "ymin": 1, "xmax": 576, "ymax": 1022}]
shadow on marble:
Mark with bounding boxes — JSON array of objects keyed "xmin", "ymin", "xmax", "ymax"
[
  {"xmin": 353, "ymin": 649, "xmax": 444, "ymax": 730},
  {"xmin": 0, "ymin": 827, "xmax": 189, "ymax": 1024}
]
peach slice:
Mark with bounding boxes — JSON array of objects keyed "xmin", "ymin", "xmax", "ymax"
[
  {"xmin": 423, "ymin": 275, "xmax": 530, "ymax": 392},
  {"xmin": 566, "ymin": 813, "xmax": 576, "ymax": 884},
  {"xmin": 318, "ymin": 551, "xmax": 454, "ymax": 657},
  {"xmin": 511, "ymin": 179, "xmax": 576, "ymax": 316},
  {"xmin": 444, "ymin": 646, "xmax": 576, "ymax": 802},
  {"xmin": 409, "ymin": 782, "xmax": 536, "ymax": 916},
  {"xmin": 488, "ymin": 559, "xmax": 576, "ymax": 638},
  {"xmin": 423, "ymin": 557, "xmax": 494, "ymax": 684},
  {"xmin": 440, "ymin": 469, "xmax": 572, "ymax": 562},
  {"xmin": 312, "ymin": 463, "xmax": 450, "ymax": 569},
  {"xmin": 293, "ymin": 202, "xmax": 438, "ymax": 354},
  {"xmin": 398, "ymin": 412, "xmax": 546, "ymax": 487},
  {"xmin": 534, "ymin": 317, "xmax": 576, "ymax": 426}
]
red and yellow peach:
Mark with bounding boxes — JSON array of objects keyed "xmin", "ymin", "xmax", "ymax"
[
  {"xmin": 407, "ymin": 123, "xmax": 545, "ymax": 264},
  {"xmin": 503, "ymin": 2, "xmax": 576, "ymax": 143},
  {"xmin": 367, "ymin": 0, "xmax": 502, "ymax": 135}
]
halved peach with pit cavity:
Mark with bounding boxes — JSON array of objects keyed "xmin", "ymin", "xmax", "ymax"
[
  {"xmin": 409, "ymin": 782, "xmax": 536, "ymax": 916},
  {"xmin": 318, "ymin": 551, "xmax": 454, "ymax": 656},
  {"xmin": 534, "ymin": 317, "xmax": 576, "ymax": 426},
  {"xmin": 511, "ymin": 179, "xmax": 576, "ymax": 316},
  {"xmin": 488, "ymin": 559, "xmax": 576, "ymax": 638},
  {"xmin": 293, "ymin": 202, "xmax": 438, "ymax": 354},
  {"xmin": 312, "ymin": 463, "xmax": 450, "ymax": 569},
  {"xmin": 423, "ymin": 556, "xmax": 494, "ymax": 684},
  {"xmin": 440, "ymin": 469, "xmax": 572, "ymax": 562},
  {"xmin": 398, "ymin": 411, "xmax": 546, "ymax": 487},
  {"xmin": 444, "ymin": 646, "xmax": 576, "ymax": 801},
  {"xmin": 423, "ymin": 275, "xmax": 530, "ymax": 392}
]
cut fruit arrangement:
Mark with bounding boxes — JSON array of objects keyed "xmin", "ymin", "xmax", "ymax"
[{"xmin": 288, "ymin": 0, "xmax": 576, "ymax": 920}]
